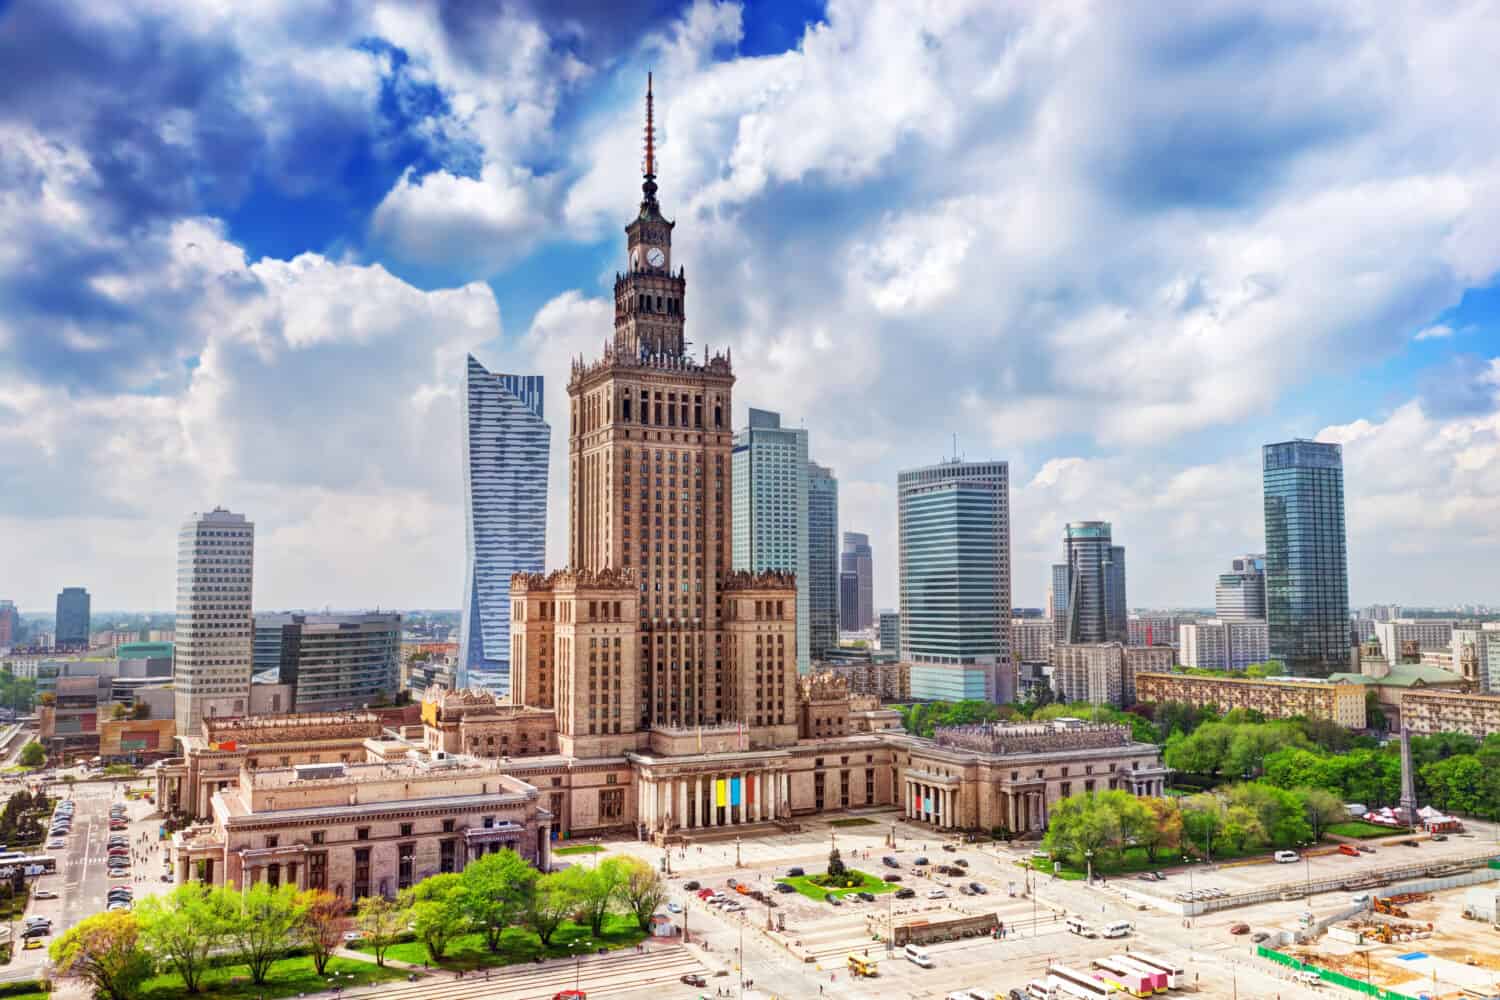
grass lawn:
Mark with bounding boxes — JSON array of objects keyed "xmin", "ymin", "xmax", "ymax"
[
  {"xmin": 554, "ymin": 844, "xmax": 606, "ymax": 856},
  {"xmin": 1024, "ymin": 842, "xmax": 1262, "ymax": 880},
  {"xmin": 828, "ymin": 817, "xmax": 876, "ymax": 828},
  {"xmin": 1327, "ymin": 821, "xmax": 1409, "ymax": 839},
  {"xmin": 139, "ymin": 955, "xmax": 406, "ymax": 1000},
  {"xmin": 360, "ymin": 914, "xmax": 645, "ymax": 971},
  {"xmin": 777, "ymin": 868, "xmax": 895, "ymax": 901}
]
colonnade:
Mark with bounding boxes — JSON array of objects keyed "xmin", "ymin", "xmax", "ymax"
[
  {"xmin": 639, "ymin": 769, "xmax": 788, "ymax": 834},
  {"xmin": 902, "ymin": 777, "xmax": 960, "ymax": 829}
]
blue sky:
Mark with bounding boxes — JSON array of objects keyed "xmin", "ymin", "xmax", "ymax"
[{"xmin": 2, "ymin": 0, "xmax": 1499, "ymax": 614}]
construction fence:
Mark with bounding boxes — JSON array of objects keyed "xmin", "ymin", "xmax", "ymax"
[{"xmin": 1257, "ymin": 945, "xmax": 1416, "ymax": 1000}]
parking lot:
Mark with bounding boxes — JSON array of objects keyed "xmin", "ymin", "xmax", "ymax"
[{"xmin": 6, "ymin": 778, "xmax": 172, "ymax": 979}]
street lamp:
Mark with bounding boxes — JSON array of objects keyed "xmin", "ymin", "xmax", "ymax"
[
  {"xmin": 1183, "ymin": 855, "xmax": 1195, "ymax": 928},
  {"xmin": 1085, "ymin": 849, "xmax": 1094, "ymax": 884},
  {"xmin": 735, "ymin": 835, "xmax": 742, "ymax": 868},
  {"xmin": 573, "ymin": 938, "xmax": 593, "ymax": 992},
  {"xmin": 1302, "ymin": 843, "xmax": 1312, "ymax": 899}
]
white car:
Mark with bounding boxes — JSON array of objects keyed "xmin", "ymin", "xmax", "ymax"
[
  {"xmin": 667, "ymin": 902, "xmax": 682, "ymax": 913},
  {"xmin": 927, "ymin": 888, "xmax": 947, "ymax": 899},
  {"xmin": 33, "ymin": 890, "xmax": 58, "ymax": 900}
]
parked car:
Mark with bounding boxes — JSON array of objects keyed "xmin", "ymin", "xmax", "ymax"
[
  {"xmin": 883, "ymin": 874, "xmax": 903, "ymax": 883},
  {"xmin": 1273, "ymin": 850, "xmax": 1299, "ymax": 863},
  {"xmin": 857, "ymin": 891, "xmax": 876, "ymax": 902},
  {"xmin": 913, "ymin": 856, "xmax": 930, "ymax": 866},
  {"xmin": 786, "ymin": 866, "xmax": 805, "ymax": 877},
  {"xmin": 680, "ymin": 974, "xmax": 706, "ymax": 987},
  {"xmin": 942, "ymin": 844, "xmax": 957, "ymax": 852},
  {"xmin": 895, "ymin": 888, "xmax": 916, "ymax": 899},
  {"xmin": 825, "ymin": 893, "xmax": 842, "ymax": 906},
  {"xmin": 33, "ymin": 889, "xmax": 57, "ymax": 900},
  {"xmin": 958, "ymin": 884, "xmax": 974, "ymax": 895},
  {"xmin": 927, "ymin": 889, "xmax": 947, "ymax": 899},
  {"xmin": 1339, "ymin": 844, "xmax": 1361, "ymax": 857},
  {"xmin": 21, "ymin": 925, "xmax": 49, "ymax": 939},
  {"xmin": 1433, "ymin": 834, "xmax": 1449, "ymax": 842},
  {"xmin": 667, "ymin": 902, "xmax": 682, "ymax": 913},
  {"xmin": 1252, "ymin": 931, "xmax": 1271, "ymax": 943},
  {"xmin": 774, "ymin": 882, "xmax": 795, "ymax": 893},
  {"xmin": 1359, "ymin": 845, "xmax": 1375, "ymax": 854},
  {"xmin": 954, "ymin": 859, "xmax": 969, "ymax": 868},
  {"xmin": 682, "ymin": 880, "xmax": 700, "ymax": 891},
  {"xmin": 882, "ymin": 856, "xmax": 900, "ymax": 869},
  {"xmin": 1229, "ymin": 923, "xmax": 1250, "ymax": 935},
  {"xmin": 553, "ymin": 991, "xmax": 587, "ymax": 1000},
  {"xmin": 969, "ymin": 882, "xmax": 987, "ymax": 894}
]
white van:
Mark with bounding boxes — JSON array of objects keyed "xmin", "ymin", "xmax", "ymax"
[
  {"xmin": 1101, "ymin": 921, "xmax": 1132, "ymax": 938},
  {"xmin": 1274, "ymin": 850, "xmax": 1299, "ymax": 863},
  {"xmin": 1066, "ymin": 916, "xmax": 1097, "ymax": 937},
  {"xmin": 904, "ymin": 943, "xmax": 935, "ymax": 968}
]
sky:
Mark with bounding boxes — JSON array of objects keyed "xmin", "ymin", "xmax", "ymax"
[{"xmin": 3, "ymin": 0, "xmax": 1500, "ymax": 616}]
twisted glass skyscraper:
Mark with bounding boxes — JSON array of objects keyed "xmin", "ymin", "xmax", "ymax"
[
  {"xmin": 1263, "ymin": 439, "xmax": 1349, "ymax": 675},
  {"xmin": 459, "ymin": 355, "xmax": 549, "ymax": 695}
]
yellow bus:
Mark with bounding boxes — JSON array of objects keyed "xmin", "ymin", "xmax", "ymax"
[{"xmin": 847, "ymin": 953, "xmax": 880, "ymax": 978}]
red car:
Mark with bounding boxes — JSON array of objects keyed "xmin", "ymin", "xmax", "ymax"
[{"xmin": 554, "ymin": 992, "xmax": 586, "ymax": 1000}]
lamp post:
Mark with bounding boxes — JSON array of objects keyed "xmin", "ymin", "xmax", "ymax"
[
  {"xmin": 735, "ymin": 835, "xmax": 742, "ymax": 869},
  {"xmin": 1184, "ymin": 855, "xmax": 1195, "ymax": 928},
  {"xmin": 1085, "ymin": 849, "xmax": 1094, "ymax": 884},
  {"xmin": 1302, "ymin": 843, "xmax": 1312, "ymax": 899},
  {"xmin": 573, "ymin": 938, "xmax": 592, "ymax": 993}
]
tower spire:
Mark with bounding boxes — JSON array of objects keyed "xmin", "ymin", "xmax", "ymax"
[{"xmin": 641, "ymin": 72, "xmax": 659, "ymax": 212}]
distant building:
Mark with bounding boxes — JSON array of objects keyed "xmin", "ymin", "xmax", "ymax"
[
  {"xmin": 807, "ymin": 462, "xmax": 840, "ymax": 662},
  {"xmin": 1400, "ymin": 688, "xmax": 1500, "ymax": 740},
  {"xmin": 823, "ymin": 660, "xmax": 911, "ymax": 702},
  {"xmin": 1373, "ymin": 620, "xmax": 1455, "ymax": 666},
  {"xmin": 1329, "ymin": 645, "xmax": 1470, "ymax": 730},
  {"xmin": 1177, "ymin": 619, "xmax": 1270, "ymax": 671},
  {"xmin": 254, "ymin": 613, "xmax": 402, "ymax": 712},
  {"xmin": 839, "ymin": 572, "xmax": 860, "ymax": 632},
  {"xmin": 0, "ymin": 601, "xmax": 17, "ymax": 647},
  {"xmin": 898, "ymin": 460, "xmax": 1013, "ymax": 703},
  {"xmin": 174, "ymin": 508, "xmax": 254, "ymax": 734},
  {"xmin": 1216, "ymin": 555, "xmax": 1267, "ymax": 621},
  {"xmin": 732, "ymin": 409, "xmax": 811, "ymax": 673},
  {"xmin": 1135, "ymin": 672, "xmax": 1366, "ymax": 728},
  {"xmin": 1362, "ymin": 604, "xmax": 1402, "ymax": 622},
  {"xmin": 1049, "ymin": 643, "xmax": 1172, "ymax": 707},
  {"xmin": 1048, "ymin": 564, "xmax": 1069, "ymax": 633},
  {"xmin": 1058, "ymin": 522, "xmax": 1126, "ymax": 645},
  {"xmin": 458, "ymin": 356, "xmax": 549, "ymax": 697},
  {"xmin": 1264, "ymin": 439, "xmax": 1349, "ymax": 674},
  {"xmin": 1128, "ymin": 615, "xmax": 1184, "ymax": 648},
  {"xmin": 878, "ymin": 611, "xmax": 901, "ymax": 652},
  {"xmin": 1011, "ymin": 618, "xmax": 1055, "ymax": 664},
  {"xmin": 55, "ymin": 587, "xmax": 90, "ymax": 648},
  {"xmin": 840, "ymin": 531, "xmax": 874, "ymax": 631}
]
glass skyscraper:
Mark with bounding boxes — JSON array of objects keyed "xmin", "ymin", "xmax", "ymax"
[
  {"xmin": 1059, "ymin": 521, "xmax": 1127, "ymax": 645},
  {"xmin": 458, "ymin": 355, "xmax": 549, "ymax": 695},
  {"xmin": 731, "ymin": 408, "xmax": 810, "ymax": 672},
  {"xmin": 897, "ymin": 460, "xmax": 1012, "ymax": 702},
  {"xmin": 1263, "ymin": 439, "xmax": 1349, "ymax": 675},
  {"xmin": 55, "ymin": 586, "xmax": 90, "ymax": 648},
  {"xmin": 840, "ymin": 531, "xmax": 874, "ymax": 631},
  {"xmin": 807, "ymin": 462, "xmax": 839, "ymax": 662}
]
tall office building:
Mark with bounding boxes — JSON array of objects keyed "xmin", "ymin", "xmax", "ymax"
[
  {"xmin": 807, "ymin": 462, "xmax": 839, "ymax": 661},
  {"xmin": 897, "ymin": 460, "xmax": 1013, "ymax": 702},
  {"xmin": 878, "ymin": 611, "xmax": 901, "ymax": 652},
  {"xmin": 1216, "ymin": 554, "xmax": 1267, "ymax": 620},
  {"xmin": 1058, "ymin": 522, "xmax": 1127, "ymax": 645},
  {"xmin": 840, "ymin": 532, "xmax": 874, "ymax": 631},
  {"xmin": 174, "ymin": 508, "xmax": 254, "ymax": 734},
  {"xmin": 732, "ymin": 408, "xmax": 811, "ymax": 673},
  {"xmin": 55, "ymin": 587, "xmax": 90, "ymax": 648},
  {"xmin": 255, "ymin": 613, "xmax": 402, "ymax": 712},
  {"xmin": 458, "ymin": 356, "xmax": 550, "ymax": 695},
  {"xmin": 1048, "ymin": 563, "xmax": 1069, "ymax": 638},
  {"xmin": 1263, "ymin": 439, "xmax": 1349, "ymax": 675},
  {"xmin": 0, "ymin": 601, "xmax": 17, "ymax": 647}
]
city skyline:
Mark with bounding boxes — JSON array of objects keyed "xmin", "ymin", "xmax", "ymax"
[{"xmin": 5, "ymin": 3, "xmax": 1500, "ymax": 616}]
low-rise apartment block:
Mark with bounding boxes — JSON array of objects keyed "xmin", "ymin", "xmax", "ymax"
[
  {"xmin": 1178, "ymin": 619, "xmax": 1269, "ymax": 671},
  {"xmin": 1135, "ymin": 671, "xmax": 1366, "ymax": 728},
  {"xmin": 1050, "ymin": 643, "xmax": 1173, "ymax": 707}
]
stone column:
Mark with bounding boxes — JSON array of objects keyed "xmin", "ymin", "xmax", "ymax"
[
  {"xmin": 754, "ymin": 772, "xmax": 764, "ymax": 822},
  {"xmin": 709, "ymin": 776, "xmax": 718, "ymax": 827},
  {"xmin": 694, "ymin": 775, "xmax": 702, "ymax": 829},
  {"xmin": 677, "ymin": 778, "xmax": 688, "ymax": 831},
  {"xmin": 737, "ymin": 771, "xmax": 747, "ymax": 825}
]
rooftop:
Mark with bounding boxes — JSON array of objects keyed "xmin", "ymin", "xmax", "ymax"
[{"xmin": 1327, "ymin": 663, "xmax": 1467, "ymax": 688}]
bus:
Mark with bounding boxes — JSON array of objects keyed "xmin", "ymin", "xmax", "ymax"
[
  {"xmin": 0, "ymin": 856, "xmax": 56, "ymax": 876},
  {"xmin": 847, "ymin": 953, "xmax": 879, "ymax": 978},
  {"xmin": 1110, "ymin": 956, "xmax": 1166, "ymax": 994},
  {"xmin": 1092, "ymin": 958, "xmax": 1151, "ymax": 998},
  {"xmin": 1047, "ymin": 963, "xmax": 1118, "ymax": 998},
  {"xmin": 1124, "ymin": 952, "xmax": 1182, "ymax": 989}
]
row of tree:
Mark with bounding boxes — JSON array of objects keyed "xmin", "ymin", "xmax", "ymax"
[
  {"xmin": 51, "ymin": 849, "xmax": 667, "ymax": 999},
  {"xmin": 0, "ymin": 787, "xmax": 49, "ymax": 845},
  {"xmin": 1043, "ymin": 783, "xmax": 1348, "ymax": 869}
]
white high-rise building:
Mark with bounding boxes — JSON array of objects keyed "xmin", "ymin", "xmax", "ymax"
[
  {"xmin": 174, "ymin": 508, "xmax": 255, "ymax": 735},
  {"xmin": 1178, "ymin": 619, "xmax": 1270, "ymax": 671}
]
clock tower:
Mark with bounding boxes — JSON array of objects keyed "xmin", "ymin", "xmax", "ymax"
[{"xmin": 615, "ymin": 73, "xmax": 687, "ymax": 358}]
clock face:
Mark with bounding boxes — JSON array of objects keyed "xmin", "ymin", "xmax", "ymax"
[{"xmin": 646, "ymin": 247, "xmax": 666, "ymax": 268}]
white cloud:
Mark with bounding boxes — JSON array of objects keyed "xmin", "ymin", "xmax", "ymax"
[{"xmin": 1416, "ymin": 324, "xmax": 1455, "ymax": 340}]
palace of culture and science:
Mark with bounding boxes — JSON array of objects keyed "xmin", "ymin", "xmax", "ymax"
[{"xmin": 160, "ymin": 80, "xmax": 1164, "ymax": 895}]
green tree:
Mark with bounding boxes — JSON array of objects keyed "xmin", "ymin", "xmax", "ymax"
[
  {"xmin": 458, "ymin": 849, "xmax": 538, "ymax": 953},
  {"xmin": 50, "ymin": 911, "xmax": 153, "ymax": 1000},
  {"xmin": 18, "ymin": 741, "xmax": 44, "ymax": 768},
  {"xmin": 136, "ymin": 884, "xmax": 234, "ymax": 994},
  {"xmin": 526, "ymin": 872, "xmax": 578, "ymax": 946},
  {"xmin": 557, "ymin": 858, "xmax": 626, "ymax": 936},
  {"xmin": 229, "ymin": 882, "xmax": 300, "ymax": 985},
  {"xmin": 355, "ymin": 895, "xmax": 407, "ymax": 967},
  {"xmin": 1220, "ymin": 803, "xmax": 1266, "ymax": 852},
  {"xmin": 826, "ymin": 846, "xmax": 847, "ymax": 879},
  {"xmin": 1297, "ymin": 787, "xmax": 1348, "ymax": 841},
  {"xmin": 1137, "ymin": 796, "xmax": 1182, "ymax": 863},
  {"xmin": 1042, "ymin": 792, "xmax": 1122, "ymax": 868},
  {"xmin": 295, "ymin": 890, "xmax": 347, "ymax": 976},
  {"xmin": 1421, "ymin": 756, "xmax": 1486, "ymax": 816},
  {"xmin": 1365, "ymin": 689, "xmax": 1387, "ymax": 731},
  {"xmin": 616, "ymin": 856, "xmax": 668, "ymax": 931},
  {"xmin": 402, "ymin": 872, "xmax": 468, "ymax": 961},
  {"xmin": 1180, "ymin": 793, "xmax": 1224, "ymax": 859}
]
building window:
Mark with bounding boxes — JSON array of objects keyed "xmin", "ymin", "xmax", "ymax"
[
  {"xmin": 440, "ymin": 839, "xmax": 457, "ymax": 874},
  {"xmin": 400, "ymin": 823, "xmax": 413, "ymax": 837},
  {"xmin": 266, "ymin": 863, "xmax": 280, "ymax": 888},
  {"xmin": 600, "ymin": 787, "xmax": 624, "ymax": 820},
  {"xmin": 308, "ymin": 852, "xmax": 327, "ymax": 891},
  {"xmin": 483, "ymin": 816, "xmax": 495, "ymax": 829},
  {"xmin": 353, "ymin": 848, "xmax": 371, "ymax": 901},
  {"xmin": 264, "ymin": 835, "xmax": 279, "ymax": 849},
  {"xmin": 442, "ymin": 818, "xmax": 456, "ymax": 833},
  {"xmin": 356, "ymin": 827, "xmax": 370, "ymax": 841},
  {"xmin": 311, "ymin": 830, "xmax": 325, "ymax": 845},
  {"xmin": 398, "ymin": 843, "xmax": 415, "ymax": 891}
]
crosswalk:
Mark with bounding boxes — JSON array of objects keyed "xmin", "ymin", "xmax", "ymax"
[{"xmin": 343, "ymin": 947, "xmax": 710, "ymax": 1000}]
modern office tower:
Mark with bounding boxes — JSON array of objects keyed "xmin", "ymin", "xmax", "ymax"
[
  {"xmin": 1215, "ymin": 554, "xmax": 1267, "ymax": 620},
  {"xmin": 732, "ymin": 408, "xmax": 811, "ymax": 672},
  {"xmin": 458, "ymin": 355, "xmax": 550, "ymax": 696},
  {"xmin": 1048, "ymin": 563, "xmax": 1069, "ymax": 639},
  {"xmin": 1058, "ymin": 522, "xmax": 1127, "ymax": 645},
  {"xmin": 878, "ymin": 611, "xmax": 901, "ymax": 652},
  {"xmin": 897, "ymin": 460, "xmax": 1013, "ymax": 702},
  {"xmin": 807, "ymin": 462, "xmax": 839, "ymax": 661},
  {"xmin": 0, "ymin": 601, "xmax": 17, "ymax": 647},
  {"xmin": 1177, "ymin": 619, "xmax": 1270, "ymax": 670},
  {"xmin": 840, "ymin": 532, "xmax": 874, "ymax": 631},
  {"xmin": 55, "ymin": 587, "xmax": 91, "ymax": 648},
  {"xmin": 1263, "ymin": 439, "xmax": 1350, "ymax": 675},
  {"xmin": 253, "ymin": 613, "xmax": 402, "ymax": 712},
  {"xmin": 839, "ymin": 572, "xmax": 859, "ymax": 632},
  {"xmin": 174, "ymin": 508, "xmax": 254, "ymax": 734}
]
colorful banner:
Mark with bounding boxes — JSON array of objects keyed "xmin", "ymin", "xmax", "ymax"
[
  {"xmin": 747, "ymin": 778, "xmax": 755, "ymax": 804},
  {"xmin": 715, "ymin": 778, "xmax": 727, "ymax": 807},
  {"xmin": 730, "ymin": 777, "xmax": 742, "ymax": 806},
  {"xmin": 913, "ymin": 789, "xmax": 921, "ymax": 812},
  {"xmin": 924, "ymin": 795, "xmax": 933, "ymax": 813}
]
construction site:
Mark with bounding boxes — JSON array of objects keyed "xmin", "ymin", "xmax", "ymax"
[{"xmin": 1274, "ymin": 887, "xmax": 1500, "ymax": 998}]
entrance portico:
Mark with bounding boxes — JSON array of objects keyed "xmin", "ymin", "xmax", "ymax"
[
  {"xmin": 902, "ymin": 769, "xmax": 962, "ymax": 829},
  {"xmin": 631, "ymin": 753, "xmax": 792, "ymax": 838}
]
